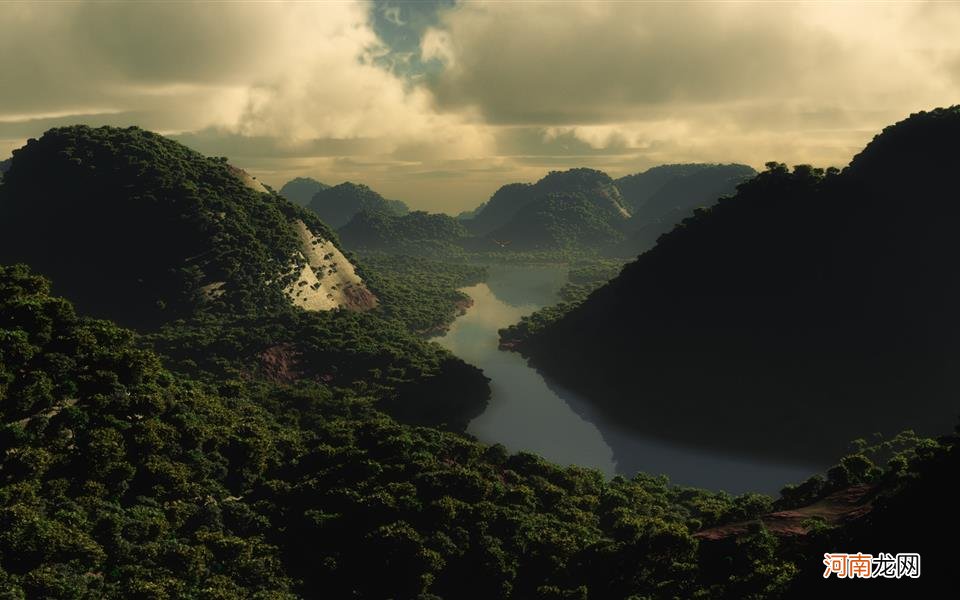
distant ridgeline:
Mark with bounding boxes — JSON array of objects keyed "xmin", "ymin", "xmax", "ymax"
[
  {"xmin": 324, "ymin": 165, "xmax": 752, "ymax": 257},
  {"xmin": 511, "ymin": 107, "xmax": 960, "ymax": 462},
  {"xmin": 278, "ymin": 176, "xmax": 329, "ymax": 207},
  {"xmin": 0, "ymin": 125, "xmax": 489, "ymax": 431},
  {"xmin": 306, "ymin": 181, "xmax": 409, "ymax": 228}
]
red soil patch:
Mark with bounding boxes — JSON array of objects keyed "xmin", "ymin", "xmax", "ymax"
[{"xmin": 695, "ymin": 484, "xmax": 876, "ymax": 541}]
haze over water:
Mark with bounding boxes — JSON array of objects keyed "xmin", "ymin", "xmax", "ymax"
[{"xmin": 437, "ymin": 265, "xmax": 819, "ymax": 495}]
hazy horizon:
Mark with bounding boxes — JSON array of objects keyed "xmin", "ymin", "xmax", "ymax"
[{"xmin": 2, "ymin": 0, "xmax": 959, "ymax": 213}]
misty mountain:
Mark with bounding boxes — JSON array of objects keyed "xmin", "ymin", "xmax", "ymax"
[
  {"xmin": 308, "ymin": 181, "xmax": 409, "ymax": 228},
  {"xmin": 465, "ymin": 168, "xmax": 631, "ymax": 250},
  {"xmin": 611, "ymin": 163, "xmax": 757, "ymax": 257},
  {"xmin": 467, "ymin": 168, "xmax": 629, "ymax": 235},
  {"xmin": 0, "ymin": 125, "xmax": 376, "ymax": 328},
  {"xmin": 513, "ymin": 107, "xmax": 960, "ymax": 462},
  {"xmin": 279, "ymin": 176, "xmax": 329, "ymax": 206}
]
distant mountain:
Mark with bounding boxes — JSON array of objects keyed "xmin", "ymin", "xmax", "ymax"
[
  {"xmin": 489, "ymin": 192, "xmax": 628, "ymax": 251},
  {"xmin": 513, "ymin": 107, "xmax": 960, "ymax": 462},
  {"xmin": 308, "ymin": 182, "xmax": 409, "ymax": 228},
  {"xmin": 339, "ymin": 209, "xmax": 469, "ymax": 254},
  {"xmin": 615, "ymin": 164, "xmax": 715, "ymax": 211},
  {"xmin": 279, "ymin": 176, "xmax": 329, "ymax": 206},
  {"xmin": 0, "ymin": 125, "xmax": 376, "ymax": 328},
  {"xmin": 468, "ymin": 168, "xmax": 631, "ymax": 250},
  {"xmin": 456, "ymin": 202, "xmax": 485, "ymax": 221},
  {"xmin": 611, "ymin": 163, "xmax": 756, "ymax": 256}
]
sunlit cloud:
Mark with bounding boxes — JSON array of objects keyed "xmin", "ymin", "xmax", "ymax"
[{"xmin": 1, "ymin": 0, "xmax": 959, "ymax": 213}]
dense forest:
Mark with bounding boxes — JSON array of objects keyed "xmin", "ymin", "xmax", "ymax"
[
  {"xmin": 0, "ymin": 263, "xmax": 950, "ymax": 598},
  {"xmin": 339, "ymin": 210, "xmax": 470, "ymax": 256},
  {"xmin": 508, "ymin": 107, "xmax": 960, "ymax": 464}
]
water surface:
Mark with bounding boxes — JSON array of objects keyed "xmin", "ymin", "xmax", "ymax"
[{"xmin": 436, "ymin": 265, "xmax": 819, "ymax": 495}]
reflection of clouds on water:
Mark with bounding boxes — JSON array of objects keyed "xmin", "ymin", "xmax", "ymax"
[{"xmin": 438, "ymin": 265, "xmax": 819, "ymax": 495}]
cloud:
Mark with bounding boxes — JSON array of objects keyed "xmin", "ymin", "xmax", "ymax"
[
  {"xmin": 422, "ymin": 1, "xmax": 960, "ymax": 169},
  {"xmin": 1, "ymin": 1, "xmax": 959, "ymax": 214}
]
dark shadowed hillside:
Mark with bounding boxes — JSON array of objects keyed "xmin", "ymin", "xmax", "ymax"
[
  {"xmin": 279, "ymin": 176, "xmax": 329, "ymax": 206},
  {"xmin": 308, "ymin": 181, "xmax": 409, "ymax": 228},
  {"xmin": 512, "ymin": 107, "xmax": 960, "ymax": 462}
]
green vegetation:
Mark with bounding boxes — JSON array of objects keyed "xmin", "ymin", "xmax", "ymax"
[
  {"xmin": 339, "ymin": 210, "xmax": 470, "ymax": 256},
  {"xmin": 511, "ymin": 107, "xmax": 960, "ymax": 463},
  {"xmin": 463, "ymin": 169, "xmax": 630, "ymax": 252},
  {"xmin": 308, "ymin": 182, "xmax": 409, "ymax": 228},
  {"xmin": 357, "ymin": 253, "xmax": 486, "ymax": 335},
  {"xmin": 1, "ymin": 115, "xmax": 955, "ymax": 597},
  {"xmin": 0, "ymin": 125, "xmax": 336, "ymax": 329},
  {"xmin": 278, "ymin": 177, "xmax": 329, "ymax": 207},
  {"xmin": 0, "ymin": 263, "xmax": 951, "ymax": 597},
  {"xmin": 0, "ymin": 125, "xmax": 490, "ymax": 431}
]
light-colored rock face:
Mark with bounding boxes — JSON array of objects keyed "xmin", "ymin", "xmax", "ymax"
[
  {"xmin": 229, "ymin": 165, "xmax": 269, "ymax": 194},
  {"xmin": 284, "ymin": 220, "xmax": 378, "ymax": 312}
]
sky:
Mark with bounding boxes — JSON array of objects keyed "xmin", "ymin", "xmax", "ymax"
[{"xmin": 1, "ymin": 1, "xmax": 959, "ymax": 213}]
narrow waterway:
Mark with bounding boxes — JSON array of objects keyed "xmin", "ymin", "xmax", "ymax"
[{"xmin": 435, "ymin": 265, "xmax": 819, "ymax": 495}]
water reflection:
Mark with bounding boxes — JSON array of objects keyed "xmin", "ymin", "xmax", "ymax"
[{"xmin": 436, "ymin": 265, "xmax": 820, "ymax": 495}]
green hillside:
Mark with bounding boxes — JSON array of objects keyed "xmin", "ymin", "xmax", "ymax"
[
  {"xmin": 339, "ymin": 209, "xmax": 469, "ymax": 255},
  {"xmin": 308, "ymin": 182, "xmax": 409, "ymax": 228},
  {"xmin": 0, "ymin": 126, "xmax": 349, "ymax": 328},
  {"xmin": 0, "ymin": 125, "xmax": 489, "ymax": 431}
]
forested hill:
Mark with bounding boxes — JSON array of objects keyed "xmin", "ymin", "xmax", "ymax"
[
  {"xmin": 308, "ymin": 181, "xmax": 409, "ymax": 228},
  {"xmin": 462, "ymin": 168, "xmax": 632, "ymax": 250},
  {"xmin": 513, "ymin": 107, "xmax": 960, "ymax": 462},
  {"xmin": 279, "ymin": 176, "xmax": 329, "ymax": 206},
  {"xmin": 0, "ymin": 126, "xmax": 377, "ymax": 329},
  {"xmin": 339, "ymin": 209, "xmax": 469, "ymax": 254},
  {"xmin": 466, "ymin": 168, "xmax": 629, "ymax": 235}
]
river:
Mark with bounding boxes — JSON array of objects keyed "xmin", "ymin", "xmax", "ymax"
[{"xmin": 436, "ymin": 264, "xmax": 819, "ymax": 495}]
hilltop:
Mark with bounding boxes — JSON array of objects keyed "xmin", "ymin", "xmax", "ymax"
[
  {"xmin": 279, "ymin": 176, "xmax": 329, "ymax": 206},
  {"xmin": 308, "ymin": 181, "xmax": 409, "ymax": 228},
  {"xmin": 0, "ymin": 126, "xmax": 376, "ymax": 328}
]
